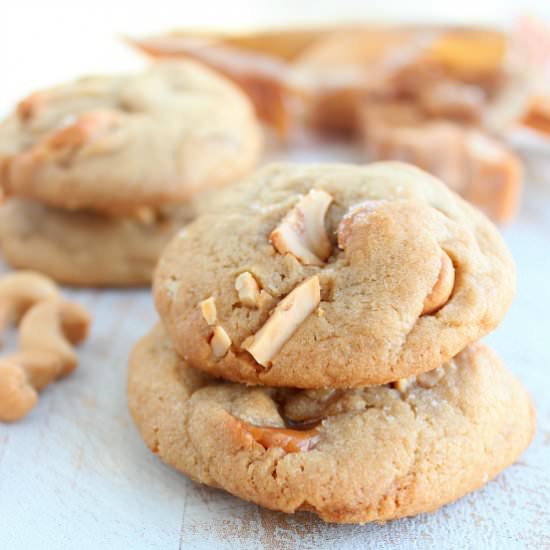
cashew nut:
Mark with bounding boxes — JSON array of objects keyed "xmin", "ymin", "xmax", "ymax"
[
  {"xmin": 242, "ymin": 276, "xmax": 321, "ymax": 367},
  {"xmin": 0, "ymin": 360, "xmax": 38, "ymax": 422},
  {"xmin": 270, "ymin": 189, "xmax": 334, "ymax": 266},
  {"xmin": 422, "ymin": 252, "xmax": 455, "ymax": 315},
  {"xmin": 0, "ymin": 271, "xmax": 91, "ymax": 423},
  {"xmin": 0, "ymin": 271, "xmax": 60, "ymax": 335},
  {"xmin": 235, "ymin": 272, "xmax": 261, "ymax": 308},
  {"xmin": 337, "ymin": 200, "xmax": 386, "ymax": 249},
  {"xmin": 199, "ymin": 297, "xmax": 217, "ymax": 326},
  {"xmin": 4, "ymin": 350, "xmax": 64, "ymax": 391},
  {"xmin": 42, "ymin": 110, "xmax": 121, "ymax": 153},
  {"xmin": 19, "ymin": 300, "xmax": 91, "ymax": 377},
  {"xmin": 210, "ymin": 326, "xmax": 232, "ymax": 359}
]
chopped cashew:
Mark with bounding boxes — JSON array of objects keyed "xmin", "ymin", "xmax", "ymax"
[
  {"xmin": 235, "ymin": 272, "xmax": 261, "ymax": 308},
  {"xmin": 19, "ymin": 300, "xmax": 91, "ymax": 377},
  {"xmin": 257, "ymin": 290, "xmax": 274, "ymax": 309},
  {"xmin": 422, "ymin": 252, "xmax": 455, "ymax": 315},
  {"xmin": 45, "ymin": 110, "xmax": 121, "ymax": 152},
  {"xmin": 240, "ymin": 420, "xmax": 320, "ymax": 453},
  {"xmin": 337, "ymin": 200, "xmax": 386, "ymax": 249},
  {"xmin": 0, "ymin": 271, "xmax": 60, "ymax": 334},
  {"xmin": 0, "ymin": 361, "xmax": 38, "ymax": 422},
  {"xmin": 394, "ymin": 368, "xmax": 446, "ymax": 395},
  {"xmin": 210, "ymin": 326, "xmax": 231, "ymax": 358},
  {"xmin": 199, "ymin": 297, "xmax": 217, "ymax": 326},
  {"xmin": 242, "ymin": 276, "xmax": 321, "ymax": 367},
  {"xmin": 165, "ymin": 279, "xmax": 181, "ymax": 298},
  {"xmin": 270, "ymin": 189, "xmax": 333, "ymax": 266},
  {"xmin": 417, "ymin": 367, "xmax": 445, "ymax": 388}
]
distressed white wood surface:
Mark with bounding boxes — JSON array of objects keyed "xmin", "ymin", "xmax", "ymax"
[{"xmin": 0, "ymin": 140, "xmax": 549, "ymax": 550}]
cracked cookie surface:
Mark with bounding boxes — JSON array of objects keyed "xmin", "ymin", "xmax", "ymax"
[
  {"xmin": 0, "ymin": 198, "xmax": 197, "ymax": 286},
  {"xmin": 0, "ymin": 61, "xmax": 261, "ymax": 214},
  {"xmin": 154, "ymin": 162, "xmax": 516, "ymax": 387},
  {"xmin": 128, "ymin": 324, "xmax": 535, "ymax": 524}
]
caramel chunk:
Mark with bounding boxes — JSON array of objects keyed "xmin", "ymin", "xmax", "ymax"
[{"xmin": 240, "ymin": 420, "xmax": 320, "ymax": 453}]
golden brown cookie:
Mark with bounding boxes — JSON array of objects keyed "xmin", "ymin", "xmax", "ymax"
[
  {"xmin": 154, "ymin": 162, "xmax": 516, "ymax": 388},
  {"xmin": 0, "ymin": 61, "xmax": 261, "ymax": 214},
  {"xmin": 128, "ymin": 324, "xmax": 535, "ymax": 524},
  {"xmin": 0, "ymin": 199, "xmax": 196, "ymax": 287}
]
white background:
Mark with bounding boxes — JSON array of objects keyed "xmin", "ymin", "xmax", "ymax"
[{"xmin": 2, "ymin": 0, "xmax": 550, "ymax": 110}]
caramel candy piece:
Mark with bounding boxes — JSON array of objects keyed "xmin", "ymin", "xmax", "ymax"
[
  {"xmin": 522, "ymin": 95, "xmax": 550, "ymax": 136},
  {"xmin": 241, "ymin": 420, "xmax": 320, "ymax": 453},
  {"xmin": 463, "ymin": 130, "xmax": 523, "ymax": 223},
  {"xmin": 360, "ymin": 105, "xmax": 522, "ymax": 223}
]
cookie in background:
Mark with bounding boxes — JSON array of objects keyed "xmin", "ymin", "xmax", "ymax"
[
  {"xmin": 132, "ymin": 24, "xmax": 548, "ymax": 223},
  {"xmin": 0, "ymin": 61, "xmax": 262, "ymax": 286}
]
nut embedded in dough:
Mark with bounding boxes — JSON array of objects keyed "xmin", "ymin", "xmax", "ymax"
[
  {"xmin": 235, "ymin": 272, "xmax": 261, "ymax": 308},
  {"xmin": 270, "ymin": 189, "xmax": 333, "ymax": 266},
  {"xmin": 199, "ymin": 297, "xmax": 217, "ymax": 326},
  {"xmin": 242, "ymin": 275, "xmax": 321, "ymax": 367},
  {"xmin": 416, "ymin": 366, "xmax": 446, "ymax": 388},
  {"xmin": 337, "ymin": 200, "xmax": 386, "ymax": 249},
  {"xmin": 210, "ymin": 326, "xmax": 231, "ymax": 359},
  {"xmin": 422, "ymin": 252, "xmax": 455, "ymax": 315},
  {"xmin": 43, "ymin": 110, "xmax": 122, "ymax": 154}
]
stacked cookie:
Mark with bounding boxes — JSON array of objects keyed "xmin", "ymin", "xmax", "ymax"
[
  {"xmin": 0, "ymin": 61, "xmax": 261, "ymax": 286},
  {"xmin": 129, "ymin": 162, "xmax": 535, "ymax": 524}
]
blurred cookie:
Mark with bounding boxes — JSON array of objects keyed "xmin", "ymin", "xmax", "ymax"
[
  {"xmin": 0, "ymin": 61, "xmax": 262, "ymax": 214},
  {"xmin": 0, "ymin": 199, "xmax": 195, "ymax": 287},
  {"xmin": 154, "ymin": 162, "xmax": 515, "ymax": 388},
  {"xmin": 128, "ymin": 324, "xmax": 535, "ymax": 524}
]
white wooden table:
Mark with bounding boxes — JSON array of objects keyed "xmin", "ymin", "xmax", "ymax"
[{"xmin": 0, "ymin": 140, "xmax": 549, "ymax": 550}]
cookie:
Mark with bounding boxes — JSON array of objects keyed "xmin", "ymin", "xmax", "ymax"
[
  {"xmin": 0, "ymin": 198, "xmax": 196, "ymax": 287},
  {"xmin": 154, "ymin": 162, "xmax": 516, "ymax": 388},
  {"xmin": 128, "ymin": 324, "xmax": 535, "ymax": 524},
  {"xmin": 0, "ymin": 61, "xmax": 261, "ymax": 214}
]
